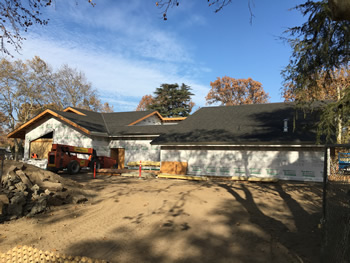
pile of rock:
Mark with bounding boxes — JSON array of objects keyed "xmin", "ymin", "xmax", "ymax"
[{"xmin": 0, "ymin": 163, "xmax": 87, "ymax": 221}]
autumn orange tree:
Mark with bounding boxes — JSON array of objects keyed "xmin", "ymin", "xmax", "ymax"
[
  {"xmin": 136, "ymin": 95, "xmax": 155, "ymax": 111},
  {"xmin": 282, "ymin": 67, "xmax": 350, "ymax": 102},
  {"xmin": 206, "ymin": 76, "xmax": 270, "ymax": 106},
  {"xmin": 282, "ymin": 66, "xmax": 350, "ymax": 143}
]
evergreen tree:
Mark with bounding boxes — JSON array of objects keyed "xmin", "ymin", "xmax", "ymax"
[
  {"xmin": 147, "ymin": 83, "xmax": 194, "ymax": 117},
  {"xmin": 282, "ymin": 1, "xmax": 350, "ymax": 143}
]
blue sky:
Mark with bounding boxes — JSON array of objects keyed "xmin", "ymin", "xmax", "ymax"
[{"xmin": 10, "ymin": 0, "xmax": 306, "ymax": 112}]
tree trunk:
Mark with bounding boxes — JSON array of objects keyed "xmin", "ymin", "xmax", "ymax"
[
  {"xmin": 336, "ymin": 84, "xmax": 343, "ymax": 144},
  {"xmin": 329, "ymin": 0, "xmax": 350, "ymax": 21},
  {"xmin": 14, "ymin": 138, "xmax": 19, "ymax": 161}
]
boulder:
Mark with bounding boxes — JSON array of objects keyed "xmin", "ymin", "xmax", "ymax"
[
  {"xmin": 8, "ymin": 192, "xmax": 27, "ymax": 219},
  {"xmin": 39, "ymin": 181, "xmax": 63, "ymax": 192},
  {"xmin": 0, "ymin": 194, "xmax": 9, "ymax": 216},
  {"xmin": 25, "ymin": 171, "xmax": 48, "ymax": 184},
  {"xmin": 27, "ymin": 196, "xmax": 48, "ymax": 217},
  {"xmin": 15, "ymin": 169, "xmax": 33, "ymax": 188},
  {"xmin": 14, "ymin": 182, "xmax": 27, "ymax": 192},
  {"xmin": 72, "ymin": 194, "xmax": 88, "ymax": 204}
]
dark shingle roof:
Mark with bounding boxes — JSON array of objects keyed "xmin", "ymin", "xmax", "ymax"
[
  {"xmin": 53, "ymin": 109, "xmax": 167, "ymax": 136},
  {"xmin": 151, "ymin": 102, "xmax": 321, "ymax": 145},
  {"xmin": 51, "ymin": 110, "xmax": 107, "ymax": 134}
]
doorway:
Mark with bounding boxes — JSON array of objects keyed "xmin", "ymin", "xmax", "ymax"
[{"xmin": 111, "ymin": 148, "xmax": 125, "ymax": 169}]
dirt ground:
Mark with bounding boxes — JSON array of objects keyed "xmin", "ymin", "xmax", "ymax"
[{"xmin": 0, "ymin": 168, "xmax": 323, "ymax": 263}]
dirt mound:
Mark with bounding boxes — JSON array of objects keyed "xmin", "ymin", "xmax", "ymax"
[{"xmin": 0, "ymin": 161, "xmax": 88, "ymax": 221}]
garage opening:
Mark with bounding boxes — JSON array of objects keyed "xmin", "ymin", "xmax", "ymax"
[{"xmin": 29, "ymin": 132, "xmax": 53, "ymax": 159}]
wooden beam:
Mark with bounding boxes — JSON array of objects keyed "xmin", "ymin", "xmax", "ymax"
[
  {"xmin": 128, "ymin": 111, "xmax": 164, "ymax": 126},
  {"xmin": 63, "ymin": 107, "xmax": 86, "ymax": 116},
  {"xmin": 8, "ymin": 109, "xmax": 91, "ymax": 139}
]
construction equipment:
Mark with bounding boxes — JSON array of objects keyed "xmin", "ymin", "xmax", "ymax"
[{"xmin": 47, "ymin": 144, "xmax": 117, "ymax": 174}]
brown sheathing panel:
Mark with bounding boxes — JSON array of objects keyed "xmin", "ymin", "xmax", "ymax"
[
  {"xmin": 161, "ymin": 161, "xmax": 188, "ymax": 175},
  {"xmin": 29, "ymin": 138, "xmax": 53, "ymax": 159},
  {"xmin": 128, "ymin": 111, "xmax": 163, "ymax": 126},
  {"xmin": 7, "ymin": 109, "xmax": 91, "ymax": 139},
  {"xmin": 63, "ymin": 107, "xmax": 87, "ymax": 116}
]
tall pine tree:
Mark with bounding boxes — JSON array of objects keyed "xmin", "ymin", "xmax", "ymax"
[{"xmin": 147, "ymin": 83, "xmax": 194, "ymax": 117}]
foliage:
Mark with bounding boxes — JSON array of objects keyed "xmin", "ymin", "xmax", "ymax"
[
  {"xmin": 136, "ymin": 95, "xmax": 155, "ymax": 111},
  {"xmin": 282, "ymin": 67, "xmax": 350, "ymax": 102},
  {"xmin": 138, "ymin": 83, "xmax": 195, "ymax": 117},
  {"xmin": 282, "ymin": 1, "xmax": 350, "ymax": 99},
  {"xmin": 206, "ymin": 76, "xmax": 270, "ymax": 106},
  {"xmin": 156, "ymin": 0, "xmax": 350, "ymax": 22},
  {"xmin": 316, "ymin": 93, "xmax": 350, "ymax": 143},
  {"xmin": 156, "ymin": 0, "xmax": 255, "ymax": 22},
  {"xmin": 0, "ymin": 56, "xmax": 112, "ymax": 156},
  {"xmin": 282, "ymin": 1, "xmax": 350, "ymax": 143},
  {"xmin": 0, "ymin": 0, "xmax": 94, "ymax": 56}
]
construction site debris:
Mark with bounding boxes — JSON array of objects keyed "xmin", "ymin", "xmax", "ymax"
[{"xmin": 0, "ymin": 161, "xmax": 88, "ymax": 221}]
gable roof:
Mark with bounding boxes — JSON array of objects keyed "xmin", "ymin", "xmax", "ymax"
[
  {"xmin": 7, "ymin": 107, "xmax": 176, "ymax": 139},
  {"xmin": 151, "ymin": 102, "xmax": 322, "ymax": 146}
]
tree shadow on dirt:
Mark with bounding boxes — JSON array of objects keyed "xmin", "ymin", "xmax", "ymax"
[
  {"xmin": 217, "ymin": 182, "xmax": 322, "ymax": 262},
  {"xmin": 63, "ymin": 181, "xmax": 321, "ymax": 263}
]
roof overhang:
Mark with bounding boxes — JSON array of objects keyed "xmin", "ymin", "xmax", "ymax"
[
  {"xmin": 63, "ymin": 107, "xmax": 87, "ymax": 116},
  {"xmin": 7, "ymin": 109, "xmax": 91, "ymax": 139},
  {"xmin": 128, "ymin": 111, "xmax": 186, "ymax": 126},
  {"xmin": 128, "ymin": 111, "xmax": 164, "ymax": 126},
  {"xmin": 162, "ymin": 117, "xmax": 187, "ymax": 122}
]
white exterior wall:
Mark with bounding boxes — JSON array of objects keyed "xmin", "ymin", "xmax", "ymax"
[
  {"xmin": 24, "ymin": 118, "xmax": 92, "ymax": 159},
  {"xmin": 134, "ymin": 115, "xmax": 162, "ymax": 126},
  {"xmin": 109, "ymin": 140, "xmax": 160, "ymax": 165},
  {"xmin": 91, "ymin": 136, "xmax": 110, "ymax": 157},
  {"xmin": 161, "ymin": 148, "xmax": 324, "ymax": 182}
]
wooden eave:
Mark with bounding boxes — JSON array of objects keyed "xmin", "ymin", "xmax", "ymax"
[
  {"xmin": 128, "ymin": 112, "xmax": 186, "ymax": 126},
  {"xmin": 63, "ymin": 107, "xmax": 86, "ymax": 116},
  {"xmin": 7, "ymin": 109, "xmax": 91, "ymax": 139},
  {"xmin": 162, "ymin": 117, "xmax": 186, "ymax": 122},
  {"xmin": 128, "ymin": 111, "xmax": 164, "ymax": 126}
]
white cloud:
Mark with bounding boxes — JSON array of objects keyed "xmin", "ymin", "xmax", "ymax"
[
  {"xmin": 16, "ymin": 32, "xmax": 209, "ymax": 112},
  {"xmin": 6, "ymin": 0, "xmax": 210, "ymax": 112}
]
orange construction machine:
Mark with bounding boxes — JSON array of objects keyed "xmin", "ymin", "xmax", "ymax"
[{"xmin": 47, "ymin": 144, "xmax": 117, "ymax": 174}]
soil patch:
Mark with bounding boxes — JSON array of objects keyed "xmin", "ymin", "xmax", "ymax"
[{"xmin": 0, "ymin": 165, "xmax": 322, "ymax": 263}]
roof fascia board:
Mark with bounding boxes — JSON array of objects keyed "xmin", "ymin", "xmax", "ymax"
[
  {"xmin": 90, "ymin": 131, "xmax": 109, "ymax": 137},
  {"xmin": 7, "ymin": 109, "xmax": 52, "ymax": 138},
  {"xmin": 63, "ymin": 107, "xmax": 86, "ymax": 116},
  {"xmin": 110, "ymin": 135, "xmax": 160, "ymax": 138},
  {"xmin": 162, "ymin": 117, "xmax": 187, "ymax": 122},
  {"xmin": 7, "ymin": 109, "xmax": 91, "ymax": 138},
  {"xmin": 128, "ymin": 111, "xmax": 164, "ymax": 126}
]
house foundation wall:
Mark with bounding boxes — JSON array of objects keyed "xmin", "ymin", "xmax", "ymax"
[{"xmin": 160, "ymin": 147, "xmax": 324, "ymax": 182}]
